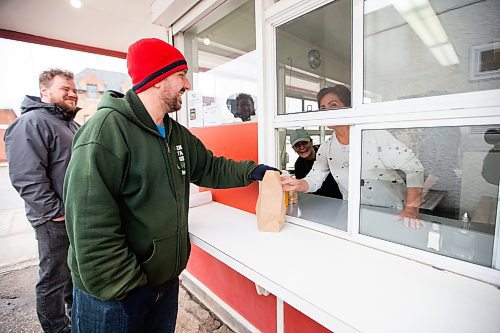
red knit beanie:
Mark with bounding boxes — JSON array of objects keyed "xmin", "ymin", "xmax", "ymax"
[{"xmin": 127, "ymin": 38, "xmax": 188, "ymax": 93}]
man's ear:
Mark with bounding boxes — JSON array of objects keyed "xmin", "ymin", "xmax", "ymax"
[{"xmin": 40, "ymin": 85, "xmax": 49, "ymax": 98}]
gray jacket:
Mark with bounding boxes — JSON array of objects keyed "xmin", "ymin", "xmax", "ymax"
[{"xmin": 4, "ymin": 96, "xmax": 80, "ymax": 227}]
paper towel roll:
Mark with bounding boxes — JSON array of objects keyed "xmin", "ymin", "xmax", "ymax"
[{"xmin": 189, "ymin": 191, "xmax": 212, "ymax": 208}]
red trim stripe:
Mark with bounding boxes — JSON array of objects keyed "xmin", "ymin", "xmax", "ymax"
[{"xmin": 0, "ymin": 29, "xmax": 127, "ymax": 59}]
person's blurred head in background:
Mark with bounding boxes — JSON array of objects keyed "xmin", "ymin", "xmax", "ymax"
[{"xmin": 290, "ymin": 128, "xmax": 315, "ymax": 160}]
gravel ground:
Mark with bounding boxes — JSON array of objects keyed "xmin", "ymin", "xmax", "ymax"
[{"xmin": 0, "ymin": 264, "xmax": 233, "ymax": 333}]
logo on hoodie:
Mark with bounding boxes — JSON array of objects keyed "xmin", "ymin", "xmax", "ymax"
[{"xmin": 175, "ymin": 145, "xmax": 186, "ymax": 176}]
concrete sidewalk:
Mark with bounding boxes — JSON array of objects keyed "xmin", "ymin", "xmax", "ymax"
[
  {"xmin": 0, "ymin": 209, "xmax": 37, "ymax": 270},
  {"xmin": 0, "ymin": 165, "xmax": 233, "ymax": 332},
  {"xmin": 0, "ymin": 264, "xmax": 232, "ymax": 333}
]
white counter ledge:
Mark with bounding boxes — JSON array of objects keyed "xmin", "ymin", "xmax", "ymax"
[{"xmin": 188, "ymin": 202, "xmax": 500, "ymax": 333}]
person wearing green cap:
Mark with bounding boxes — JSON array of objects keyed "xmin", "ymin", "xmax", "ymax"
[{"xmin": 289, "ymin": 128, "xmax": 341, "ymax": 198}]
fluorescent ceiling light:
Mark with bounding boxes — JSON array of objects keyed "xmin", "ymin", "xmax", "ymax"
[
  {"xmin": 430, "ymin": 43, "xmax": 460, "ymax": 66},
  {"xmin": 196, "ymin": 37, "xmax": 246, "ymax": 56},
  {"xmin": 70, "ymin": 0, "xmax": 82, "ymax": 9},
  {"xmin": 390, "ymin": 0, "xmax": 459, "ymax": 66}
]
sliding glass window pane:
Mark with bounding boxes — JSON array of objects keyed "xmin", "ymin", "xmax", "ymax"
[
  {"xmin": 285, "ymin": 97, "xmax": 303, "ymax": 114},
  {"xmin": 184, "ymin": 0, "xmax": 257, "ymax": 127},
  {"xmin": 276, "ymin": 0, "xmax": 352, "ymax": 115},
  {"xmin": 364, "ymin": 0, "xmax": 500, "ymax": 103},
  {"xmin": 359, "ymin": 125, "xmax": 500, "ymax": 269},
  {"xmin": 278, "ymin": 126, "xmax": 346, "ymax": 231}
]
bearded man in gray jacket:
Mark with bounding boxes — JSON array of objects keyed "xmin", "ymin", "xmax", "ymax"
[{"xmin": 4, "ymin": 68, "xmax": 80, "ymax": 333}]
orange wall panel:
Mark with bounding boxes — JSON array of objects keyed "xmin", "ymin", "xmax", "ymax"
[
  {"xmin": 284, "ymin": 303, "xmax": 333, "ymax": 333},
  {"xmin": 188, "ymin": 123, "xmax": 277, "ymax": 332},
  {"xmin": 190, "ymin": 123, "xmax": 259, "ymax": 213},
  {"xmin": 187, "ymin": 244, "xmax": 277, "ymax": 332}
]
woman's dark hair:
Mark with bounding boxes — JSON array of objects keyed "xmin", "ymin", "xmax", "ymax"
[{"xmin": 316, "ymin": 85, "xmax": 351, "ymax": 108}]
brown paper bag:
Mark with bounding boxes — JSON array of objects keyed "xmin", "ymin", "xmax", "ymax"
[{"xmin": 255, "ymin": 170, "xmax": 285, "ymax": 232}]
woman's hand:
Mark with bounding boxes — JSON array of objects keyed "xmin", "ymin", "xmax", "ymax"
[
  {"xmin": 281, "ymin": 176, "xmax": 309, "ymax": 192},
  {"xmin": 394, "ymin": 187, "xmax": 425, "ymax": 228},
  {"xmin": 395, "ymin": 206, "xmax": 425, "ymax": 229}
]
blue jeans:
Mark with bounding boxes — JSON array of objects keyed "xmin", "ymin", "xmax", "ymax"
[
  {"xmin": 72, "ymin": 278, "xmax": 179, "ymax": 333},
  {"xmin": 34, "ymin": 221, "xmax": 73, "ymax": 333}
]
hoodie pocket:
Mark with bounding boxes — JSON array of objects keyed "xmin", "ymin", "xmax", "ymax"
[{"xmin": 141, "ymin": 234, "xmax": 178, "ymax": 287}]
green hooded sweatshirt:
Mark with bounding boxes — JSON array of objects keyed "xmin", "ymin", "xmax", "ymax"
[{"xmin": 64, "ymin": 90, "xmax": 257, "ymax": 300}]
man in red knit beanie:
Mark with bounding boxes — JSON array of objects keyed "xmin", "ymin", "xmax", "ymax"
[{"xmin": 64, "ymin": 38, "xmax": 277, "ymax": 332}]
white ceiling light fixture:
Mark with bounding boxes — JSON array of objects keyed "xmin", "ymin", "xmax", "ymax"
[
  {"xmin": 196, "ymin": 37, "xmax": 246, "ymax": 56},
  {"xmin": 390, "ymin": 0, "xmax": 459, "ymax": 66},
  {"xmin": 70, "ymin": 0, "xmax": 82, "ymax": 9},
  {"xmin": 203, "ymin": 37, "xmax": 211, "ymax": 46}
]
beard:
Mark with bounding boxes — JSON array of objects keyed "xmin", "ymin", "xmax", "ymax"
[
  {"xmin": 160, "ymin": 89, "xmax": 184, "ymax": 113},
  {"xmin": 56, "ymin": 98, "xmax": 77, "ymax": 115}
]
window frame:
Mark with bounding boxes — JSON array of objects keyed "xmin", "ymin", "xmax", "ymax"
[
  {"xmin": 350, "ymin": 116, "xmax": 500, "ymax": 284},
  {"xmin": 172, "ymin": 0, "xmax": 259, "ymax": 128},
  {"xmin": 263, "ymin": 0, "xmax": 500, "ymax": 285},
  {"xmin": 469, "ymin": 42, "xmax": 500, "ymax": 81}
]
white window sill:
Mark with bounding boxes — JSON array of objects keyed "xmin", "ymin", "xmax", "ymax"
[{"xmin": 188, "ymin": 202, "xmax": 500, "ymax": 333}]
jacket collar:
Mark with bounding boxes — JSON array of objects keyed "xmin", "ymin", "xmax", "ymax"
[
  {"xmin": 21, "ymin": 95, "xmax": 80, "ymax": 121},
  {"xmin": 125, "ymin": 90, "xmax": 172, "ymax": 139}
]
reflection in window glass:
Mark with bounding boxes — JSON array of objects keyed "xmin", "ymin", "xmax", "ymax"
[
  {"xmin": 226, "ymin": 93, "xmax": 257, "ymax": 122},
  {"xmin": 364, "ymin": 0, "xmax": 500, "ymax": 103},
  {"xmin": 304, "ymin": 100, "xmax": 316, "ymax": 112},
  {"xmin": 278, "ymin": 126, "xmax": 346, "ymax": 230},
  {"xmin": 276, "ymin": 0, "xmax": 352, "ymax": 114},
  {"xmin": 360, "ymin": 129, "xmax": 424, "ymax": 211},
  {"xmin": 360, "ymin": 126, "xmax": 500, "ymax": 269},
  {"xmin": 285, "ymin": 97, "xmax": 303, "ymax": 114},
  {"xmin": 480, "ymin": 49, "xmax": 499, "ymax": 72},
  {"xmin": 184, "ymin": 0, "xmax": 257, "ymax": 127}
]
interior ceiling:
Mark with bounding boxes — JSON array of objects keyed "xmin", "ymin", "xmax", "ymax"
[
  {"xmin": 199, "ymin": 1, "xmax": 255, "ymax": 52},
  {"xmin": 195, "ymin": 1, "xmax": 256, "ymax": 59},
  {"xmin": 0, "ymin": 0, "xmax": 168, "ymax": 53},
  {"xmin": 279, "ymin": 0, "xmax": 352, "ymax": 62},
  {"xmin": 192, "ymin": 0, "xmax": 351, "ymax": 62},
  {"xmin": 0, "ymin": 0, "xmax": 351, "ymax": 61}
]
